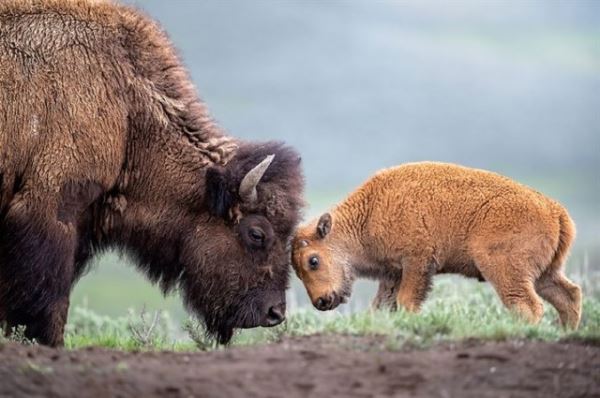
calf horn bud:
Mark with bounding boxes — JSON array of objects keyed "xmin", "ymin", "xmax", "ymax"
[{"xmin": 239, "ymin": 154, "xmax": 275, "ymax": 204}]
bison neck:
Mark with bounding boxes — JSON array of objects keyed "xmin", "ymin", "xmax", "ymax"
[{"xmin": 89, "ymin": 122, "xmax": 238, "ymax": 293}]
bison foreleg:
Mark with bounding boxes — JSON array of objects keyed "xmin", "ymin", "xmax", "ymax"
[{"xmin": 0, "ymin": 196, "xmax": 77, "ymax": 346}]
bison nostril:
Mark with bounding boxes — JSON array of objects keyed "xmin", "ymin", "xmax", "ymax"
[{"xmin": 266, "ymin": 304, "xmax": 285, "ymax": 326}]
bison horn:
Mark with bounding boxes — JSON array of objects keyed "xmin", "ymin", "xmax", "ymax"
[{"xmin": 239, "ymin": 154, "xmax": 275, "ymax": 204}]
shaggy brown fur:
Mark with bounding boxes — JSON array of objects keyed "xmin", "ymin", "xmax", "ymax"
[
  {"xmin": 293, "ymin": 162, "xmax": 581, "ymax": 329},
  {"xmin": 0, "ymin": 0, "xmax": 304, "ymax": 345}
]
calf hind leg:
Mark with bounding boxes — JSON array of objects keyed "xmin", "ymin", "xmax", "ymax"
[
  {"xmin": 535, "ymin": 271, "xmax": 581, "ymax": 329},
  {"xmin": 478, "ymin": 259, "xmax": 545, "ymax": 324}
]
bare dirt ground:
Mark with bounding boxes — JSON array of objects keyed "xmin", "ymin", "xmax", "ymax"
[{"xmin": 0, "ymin": 336, "xmax": 598, "ymax": 398}]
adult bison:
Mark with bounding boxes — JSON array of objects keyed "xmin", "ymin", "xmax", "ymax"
[{"xmin": 0, "ymin": 0, "xmax": 304, "ymax": 346}]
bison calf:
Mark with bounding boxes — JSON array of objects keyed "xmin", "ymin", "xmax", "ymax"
[{"xmin": 292, "ymin": 162, "xmax": 582, "ymax": 329}]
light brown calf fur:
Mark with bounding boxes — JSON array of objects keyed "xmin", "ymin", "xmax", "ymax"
[{"xmin": 292, "ymin": 162, "xmax": 581, "ymax": 329}]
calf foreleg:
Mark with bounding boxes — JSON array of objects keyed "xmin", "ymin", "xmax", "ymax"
[
  {"xmin": 395, "ymin": 256, "xmax": 436, "ymax": 313},
  {"xmin": 371, "ymin": 278, "xmax": 399, "ymax": 311}
]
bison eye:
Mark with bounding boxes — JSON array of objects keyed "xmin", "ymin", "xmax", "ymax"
[
  {"xmin": 248, "ymin": 227, "xmax": 265, "ymax": 243},
  {"xmin": 308, "ymin": 256, "xmax": 319, "ymax": 270}
]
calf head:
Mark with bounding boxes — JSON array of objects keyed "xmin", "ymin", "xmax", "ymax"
[{"xmin": 292, "ymin": 213, "xmax": 353, "ymax": 311}]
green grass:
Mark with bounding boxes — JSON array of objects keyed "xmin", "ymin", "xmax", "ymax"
[
  {"xmin": 3, "ymin": 184, "xmax": 598, "ymax": 351},
  {"xmin": 57, "ymin": 277, "xmax": 600, "ymax": 351}
]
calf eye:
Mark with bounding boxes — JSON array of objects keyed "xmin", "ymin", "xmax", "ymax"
[
  {"xmin": 248, "ymin": 227, "xmax": 265, "ymax": 243},
  {"xmin": 308, "ymin": 255, "xmax": 319, "ymax": 270}
]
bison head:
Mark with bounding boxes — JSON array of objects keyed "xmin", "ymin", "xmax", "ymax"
[{"xmin": 179, "ymin": 142, "xmax": 304, "ymax": 343}]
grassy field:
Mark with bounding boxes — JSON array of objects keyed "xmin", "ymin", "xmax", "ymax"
[
  {"xmin": 61, "ymin": 223, "xmax": 599, "ymax": 352},
  {"xmin": 5, "ymin": 187, "xmax": 596, "ymax": 352},
  {"xmin": 35, "ymin": 276, "xmax": 594, "ymax": 352}
]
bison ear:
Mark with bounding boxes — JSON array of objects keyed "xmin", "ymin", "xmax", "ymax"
[
  {"xmin": 205, "ymin": 166, "xmax": 234, "ymax": 219},
  {"xmin": 316, "ymin": 213, "xmax": 332, "ymax": 239}
]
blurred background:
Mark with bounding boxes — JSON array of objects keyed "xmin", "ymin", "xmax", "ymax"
[{"xmin": 72, "ymin": 0, "xmax": 600, "ymax": 320}]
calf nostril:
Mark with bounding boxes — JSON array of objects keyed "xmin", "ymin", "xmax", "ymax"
[
  {"xmin": 315, "ymin": 297, "xmax": 329, "ymax": 310},
  {"xmin": 316, "ymin": 298, "xmax": 324, "ymax": 309}
]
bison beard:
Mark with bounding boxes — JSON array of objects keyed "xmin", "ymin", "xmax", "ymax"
[{"xmin": 0, "ymin": 0, "xmax": 304, "ymax": 345}]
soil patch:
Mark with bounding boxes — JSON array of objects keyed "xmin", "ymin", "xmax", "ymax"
[{"xmin": 0, "ymin": 336, "xmax": 598, "ymax": 397}]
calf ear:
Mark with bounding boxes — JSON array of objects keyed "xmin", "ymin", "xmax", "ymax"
[
  {"xmin": 205, "ymin": 167, "xmax": 234, "ymax": 218},
  {"xmin": 316, "ymin": 213, "xmax": 332, "ymax": 239}
]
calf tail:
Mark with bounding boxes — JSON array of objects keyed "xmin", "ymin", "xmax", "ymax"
[{"xmin": 549, "ymin": 206, "xmax": 576, "ymax": 273}]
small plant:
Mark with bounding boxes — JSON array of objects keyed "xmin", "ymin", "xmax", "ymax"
[
  {"xmin": 0, "ymin": 324, "xmax": 37, "ymax": 346},
  {"xmin": 65, "ymin": 304, "xmax": 178, "ymax": 350},
  {"xmin": 65, "ymin": 305, "xmax": 131, "ymax": 349},
  {"xmin": 182, "ymin": 318, "xmax": 217, "ymax": 351},
  {"xmin": 127, "ymin": 307, "xmax": 167, "ymax": 349}
]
